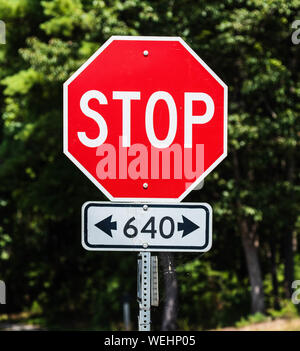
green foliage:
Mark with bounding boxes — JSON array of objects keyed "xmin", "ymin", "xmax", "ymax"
[
  {"xmin": 236, "ymin": 312, "xmax": 269, "ymax": 328},
  {"xmin": 236, "ymin": 300, "xmax": 299, "ymax": 328},
  {"xmin": 268, "ymin": 300, "xmax": 299, "ymax": 320},
  {"xmin": 176, "ymin": 257, "xmax": 249, "ymax": 329},
  {"xmin": 1, "ymin": 69, "xmax": 42, "ymax": 96},
  {"xmin": 0, "ymin": 0, "xmax": 299, "ymax": 330}
]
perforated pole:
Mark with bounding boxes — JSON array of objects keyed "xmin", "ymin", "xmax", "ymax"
[{"xmin": 138, "ymin": 252, "xmax": 151, "ymax": 331}]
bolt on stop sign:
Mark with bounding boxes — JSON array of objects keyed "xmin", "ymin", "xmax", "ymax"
[{"xmin": 64, "ymin": 36, "xmax": 227, "ymax": 202}]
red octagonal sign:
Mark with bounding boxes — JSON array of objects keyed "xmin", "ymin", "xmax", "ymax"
[{"xmin": 64, "ymin": 36, "xmax": 227, "ymax": 202}]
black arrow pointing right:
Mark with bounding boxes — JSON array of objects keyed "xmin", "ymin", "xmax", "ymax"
[
  {"xmin": 177, "ymin": 216, "xmax": 199, "ymax": 238},
  {"xmin": 95, "ymin": 215, "xmax": 117, "ymax": 237}
]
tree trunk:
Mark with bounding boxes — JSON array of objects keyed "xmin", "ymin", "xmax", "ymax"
[
  {"xmin": 159, "ymin": 253, "xmax": 178, "ymax": 331},
  {"xmin": 233, "ymin": 150, "xmax": 265, "ymax": 314},
  {"xmin": 240, "ymin": 219, "xmax": 265, "ymax": 314}
]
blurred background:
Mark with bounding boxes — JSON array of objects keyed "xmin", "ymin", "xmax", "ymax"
[{"xmin": 0, "ymin": 0, "xmax": 299, "ymax": 331}]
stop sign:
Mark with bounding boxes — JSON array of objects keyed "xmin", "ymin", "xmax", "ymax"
[{"xmin": 64, "ymin": 36, "xmax": 227, "ymax": 202}]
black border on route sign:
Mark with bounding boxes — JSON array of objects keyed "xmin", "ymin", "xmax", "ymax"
[{"xmin": 83, "ymin": 203, "xmax": 211, "ymax": 251}]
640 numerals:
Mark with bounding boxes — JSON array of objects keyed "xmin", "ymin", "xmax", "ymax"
[{"xmin": 124, "ymin": 216, "xmax": 175, "ymax": 239}]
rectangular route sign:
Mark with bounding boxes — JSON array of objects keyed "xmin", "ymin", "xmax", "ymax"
[{"xmin": 82, "ymin": 202, "xmax": 212, "ymax": 252}]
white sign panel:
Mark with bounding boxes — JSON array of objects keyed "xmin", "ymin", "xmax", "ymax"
[{"xmin": 82, "ymin": 202, "xmax": 212, "ymax": 252}]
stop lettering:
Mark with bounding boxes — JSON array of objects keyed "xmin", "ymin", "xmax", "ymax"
[{"xmin": 78, "ymin": 90, "xmax": 214, "ymax": 149}]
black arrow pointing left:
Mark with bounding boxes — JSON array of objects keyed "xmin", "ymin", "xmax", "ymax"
[{"xmin": 95, "ymin": 215, "xmax": 117, "ymax": 237}]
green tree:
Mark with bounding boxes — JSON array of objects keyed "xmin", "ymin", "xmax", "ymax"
[{"xmin": 0, "ymin": 0, "xmax": 299, "ymax": 329}]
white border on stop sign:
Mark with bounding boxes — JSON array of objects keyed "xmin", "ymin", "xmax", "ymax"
[{"xmin": 63, "ymin": 36, "xmax": 228, "ymax": 203}]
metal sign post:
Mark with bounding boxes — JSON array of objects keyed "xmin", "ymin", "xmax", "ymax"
[
  {"xmin": 137, "ymin": 252, "xmax": 151, "ymax": 331},
  {"xmin": 137, "ymin": 253, "xmax": 159, "ymax": 331}
]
